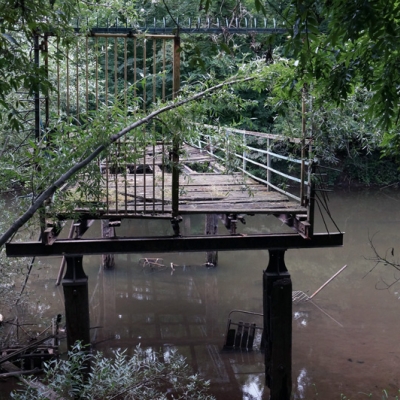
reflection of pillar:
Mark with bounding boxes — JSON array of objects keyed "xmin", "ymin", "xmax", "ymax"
[
  {"xmin": 102, "ymin": 220, "xmax": 115, "ymax": 269},
  {"xmin": 205, "ymin": 214, "xmax": 218, "ymax": 266},
  {"xmin": 103, "ymin": 265, "xmax": 116, "ymax": 338},
  {"xmin": 183, "ymin": 215, "xmax": 191, "ymax": 236},
  {"xmin": 96, "ymin": 265, "xmax": 105, "ymax": 343},
  {"xmin": 263, "ymin": 249, "xmax": 292, "ymax": 400},
  {"xmin": 205, "ymin": 273, "xmax": 218, "ymax": 337},
  {"xmin": 127, "ymin": 254, "xmax": 133, "ymax": 336},
  {"xmin": 63, "ymin": 256, "xmax": 90, "ymax": 349}
]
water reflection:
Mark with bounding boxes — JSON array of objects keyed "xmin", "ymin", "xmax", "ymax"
[
  {"xmin": 294, "ymin": 311, "xmax": 309, "ymax": 327},
  {"xmin": 241, "ymin": 374, "xmax": 264, "ymax": 399},
  {"xmin": 295, "ymin": 368, "xmax": 310, "ymax": 399},
  {"xmin": 15, "ymin": 189, "xmax": 400, "ymax": 399}
]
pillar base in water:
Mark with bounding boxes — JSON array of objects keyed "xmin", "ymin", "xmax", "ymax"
[
  {"xmin": 263, "ymin": 249, "xmax": 292, "ymax": 400},
  {"xmin": 62, "ymin": 256, "xmax": 90, "ymax": 350}
]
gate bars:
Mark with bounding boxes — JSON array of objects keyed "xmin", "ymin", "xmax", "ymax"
[{"xmin": 35, "ymin": 32, "xmax": 181, "ymax": 221}]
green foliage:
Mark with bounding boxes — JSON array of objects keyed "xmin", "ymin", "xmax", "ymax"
[
  {"xmin": 0, "ymin": 0, "xmax": 79, "ymax": 131},
  {"xmin": 340, "ymin": 151, "xmax": 400, "ymax": 186},
  {"xmin": 0, "ymin": 198, "xmax": 32, "ymax": 307},
  {"xmin": 2, "ymin": 0, "xmax": 400, "ymax": 238},
  {"xmin": 12, "ymin": 342, "xmax": 215, "ymax": 400},
  {"xmin": 274, "ymin": 0, "xmax": 400, "ymax": 131}
]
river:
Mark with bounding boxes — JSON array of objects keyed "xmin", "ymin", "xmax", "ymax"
[{"xmin": 3, "ymin": 188, "xmax": 400, "ymax": 399}]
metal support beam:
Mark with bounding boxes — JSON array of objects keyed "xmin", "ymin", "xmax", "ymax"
[
  {"xmin": 275, "ymin": 214, "xmax": 311, "ymax": 239},
  {"xmin": 62, "ymin": 256, "xmax": 90, "ymax": 349},
  {"xmin": 6, "ymin": 232, "xmax": 343, "ymax": 257},
  {"xmin": 263, "ymin": 250, "xmax": 292, "ymax": 400}
]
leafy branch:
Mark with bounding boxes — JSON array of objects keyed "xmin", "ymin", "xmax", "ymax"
[{"xmin": 0, "ymin": 75, "xmax": 253, "ymax": 248}]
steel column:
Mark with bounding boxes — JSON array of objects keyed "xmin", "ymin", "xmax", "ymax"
[
  {"xmin": 263, "ymin": 249, "xmax": 292, "ymax": 400},
  {"xmin": 62, "ymin": 256, "xmax": 90, "ymax": 349}
]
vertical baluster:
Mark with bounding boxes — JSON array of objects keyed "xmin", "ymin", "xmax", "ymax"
[
  {"xmin": 124, "ymin": 36, "xmax": 128, "ymax": 215},
  {"xmin": 76, "ymin": 40, "xmax": 79, "ymax": 124},
  {"xmin": 105, "ymin": 37, "xmax": 109, "ymax": 214},
  {"xmin": 152, "ymin": 38, "xmax": 157, "ymax": 214},
  {"xmin": 114, "ymin": 37, "xmax": 118, "ymax": 214},
  {"xmin": 267, "ymin": 138, "xmax": 272, "ymax": 190},
  {"xmin": 133, "ymin": 36, "xmax": 137, "ymax": 214}
]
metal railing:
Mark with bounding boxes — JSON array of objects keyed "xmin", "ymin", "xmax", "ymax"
[
  {"xmin": 191, "ymin": 125, "xmax": 312, "ymax": 204},
  {"xmin": 32, "ymin": 31, "xmax": 311, "ymax": 231},
  {"xmin": 73, "ymin": 16, "xmax": 287, "ymax": 35},
  {"xmin": 35, "ymin": 32, "xmax": 180, "ymax": 221}
]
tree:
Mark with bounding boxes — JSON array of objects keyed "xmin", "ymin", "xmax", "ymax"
[
  {"xmin": 277, "ymin": 0, "xmax": 400, "ymax": 132},
  {"xmin": 0, "ymin": 70, "xmax": 260, "ymax": 248},
  {"xmin": 3, "ymin": 0, "xmax": 400, "ymax": 248},
  {"xmin": 194, "ymin": 0, "xmax": 400, "ymax": 132}
]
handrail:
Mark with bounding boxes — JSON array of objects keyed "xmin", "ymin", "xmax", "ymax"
[
  {"xmin": 244, "ymin": 145, "xmax": 309, "ymax": 165},
  {"xmin": 202, "ymin": 124, "xmax": 311, "ymax": 145},
  {"xmin": 236, "ymin": 154, "xmax": 306, "ymax": 185},
  {"xmin": 192, "ymin": 125, "xmax": 311, "ymax": 204},
  {"xmin": 236, "ymin": 167, "xmax": 302, "ymax": 202}
]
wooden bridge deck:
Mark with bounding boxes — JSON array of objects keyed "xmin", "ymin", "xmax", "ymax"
[
  {"xmin": 108, "ymin": 173, "xmax": 306, "ymax": 215},
  {"xmin": 96, "ymin": 144, "xmax": 307, "ymax": 217}
]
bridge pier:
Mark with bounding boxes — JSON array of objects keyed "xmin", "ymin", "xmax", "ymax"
[
  {"xmin": 263, "ymin": 249, "xmax": 292, "ymax": 400},
  {"xmin": 62, "ymin": 256, "xmax": 90, "ymax": 349}
]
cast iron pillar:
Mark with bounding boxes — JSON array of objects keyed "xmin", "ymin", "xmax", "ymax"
[
  {"xmin": 263, "ymin": 249, "xmax": 292, "ymax": 400},
  {"xmin": 63, "ymin": 256, "xmax": 90, "ymax": 350}
]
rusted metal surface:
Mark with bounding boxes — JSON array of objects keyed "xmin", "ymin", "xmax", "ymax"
[
  {"xmin": 263, "ymin": 250, "xmax": 292, "ymax": 399},
  {"xmin": 21, "ymin": 31, "xmax": 342, "ymax": 264},
  {"xmin": 31, "ymin": 31, "xmax": 321, "ymax": 240},
  {"xmin": 46, "ymin": 33, "xmax": 177, "ymax": 221},
  {"xmin": 64, "ymin": 143, "xmax": 309, "ymax": 217},
  {"xmin": 6, "ymin": 232, "xmax": 343, "ymax": 257}
]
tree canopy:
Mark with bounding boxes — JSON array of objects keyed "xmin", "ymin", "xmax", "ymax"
[
  {"xmin": 273, "ymin": 0, "xmax": 400, "ymax": 131},
  {"xmin": 1, "ymin": 0, "xmax": 400, "ymax": 247}
]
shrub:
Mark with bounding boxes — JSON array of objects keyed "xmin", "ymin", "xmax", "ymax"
[{"xmin": 12, "ymin": 342, "xmax": 215, "ymax": 400}]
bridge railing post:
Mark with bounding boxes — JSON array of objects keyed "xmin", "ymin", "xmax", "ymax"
[
  {"xmin": 242, "ymin": 132, "xmax": 247, "ymax": 173},
  {"xmin": 267, "ymin": 138, "xmax": 272, "ymax": 191}
]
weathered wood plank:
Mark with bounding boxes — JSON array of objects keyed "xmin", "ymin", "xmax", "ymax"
[
  {"xmin": 66, "ymin": 143, "xmax": 307, "ymax": 217},
  {"xmin": 115, "ymin": 202, "xmax": 306, "ymax": 214}
]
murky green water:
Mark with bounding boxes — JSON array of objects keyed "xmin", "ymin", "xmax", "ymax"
[{"xmin": 3, "ymin": 188, "xmax": 400, "ymax": 399}]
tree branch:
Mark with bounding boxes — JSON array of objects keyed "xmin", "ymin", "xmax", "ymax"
[{"xmin": 0, "ymin": 75, "xmax": 253, "ymax": 248}]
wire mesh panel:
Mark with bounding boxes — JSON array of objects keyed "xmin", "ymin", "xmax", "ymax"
[{"xmin": 43, "ymin": 33, "xmax": 179, "ymax": 218}]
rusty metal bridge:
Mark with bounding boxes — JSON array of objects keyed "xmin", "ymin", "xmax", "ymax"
[{"xmin": 5, "ymin": 28, "xmax": 343, "ymax": 400}]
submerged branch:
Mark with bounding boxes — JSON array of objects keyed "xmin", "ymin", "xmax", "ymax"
[{"xmin": 367, "ymin": 232, "xmax": 400, "ymax": 273}]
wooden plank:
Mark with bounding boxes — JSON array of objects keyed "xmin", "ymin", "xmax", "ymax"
[
  {"xmin": 117, "ymin": 187, "xmax": 288, "ymax": 202},
  {"xmin": 120, "ymin": 203, "xmax": 306, "ymax": 214},
  {"xmin": 66, "ymin": 141, "xmax": 307, "ymax": 219},
  {"xmin": 118, "ymin": 173, "xmax": 250, "ymax": 185}
]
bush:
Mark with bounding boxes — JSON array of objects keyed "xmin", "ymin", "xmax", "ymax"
[{"xmin": 12, "ymin": 342, "xmax": 215, "ymax": 400}]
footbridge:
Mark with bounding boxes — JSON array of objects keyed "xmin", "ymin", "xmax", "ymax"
[{"xmin": 5, "ymin": 28, "xmax": 343, "ymax": 400}]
